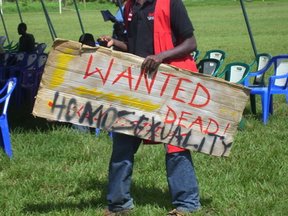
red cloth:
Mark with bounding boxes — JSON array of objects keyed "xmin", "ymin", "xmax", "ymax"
[
  {"xmin": 142, "ymin": 140, "xmax": 186, "ymax": 154},
  {"xmin": 153, "ymin": 0, "xmax": 198, "ymax": 72},
  {"xmin": 124, "ymin": 0, "xmax": 133, "ymax": 30}
]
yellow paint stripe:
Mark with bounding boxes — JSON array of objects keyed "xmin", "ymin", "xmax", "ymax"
[
  {"xmin": 73, "ymin": 86, "xmax": 161, "ymax": 112},
  {"xmin": 49, "ymin": 51, "xmax": 76, "ymax": 88}
]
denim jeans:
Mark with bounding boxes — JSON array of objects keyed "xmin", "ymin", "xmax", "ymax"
[{"xmin": 107, "ymin": 132, "xmax": 201, "ymax": 212}]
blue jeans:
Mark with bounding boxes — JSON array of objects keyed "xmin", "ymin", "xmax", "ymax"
[{"xmin": 107, "ymin": 133, "xmax": 201, "ymax": 212}]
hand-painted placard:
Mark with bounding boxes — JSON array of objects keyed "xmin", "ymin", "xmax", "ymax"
[{"xmin": 33, "ymin": 39, "xmax": 250, "ymax": 157}]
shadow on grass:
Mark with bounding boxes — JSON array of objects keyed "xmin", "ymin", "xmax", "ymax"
[
  {"xmin": 243, "ymin": 105, "xmax": 265, "ymax": 123},
  {"xmin": 22, "ymin": 178, "xmax": 213, "ymax": 213},
  {"xmin": 8, "ymin": 105, "xmax": 71, "ymax": 132}
]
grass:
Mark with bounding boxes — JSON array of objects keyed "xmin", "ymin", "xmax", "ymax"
[{"xmin": 0, "ymin": 0, "xmax": 288, "ymax": 215}]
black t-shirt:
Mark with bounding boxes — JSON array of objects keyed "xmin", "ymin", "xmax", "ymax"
[
  {"xmin": 18, "ymin": 33, "xmax": 35, "ymax": 53},
  {"xmin": 126, "ymin": 0, "xmax": 194, "ymax": 58}
]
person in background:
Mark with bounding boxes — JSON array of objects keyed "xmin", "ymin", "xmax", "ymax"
[
  {"xmin": 79, "ymin": 33, "xmax": 96, "ymax": 47},
  {"xmin": 17, "ymin": 22, "xmax": 35, "ymax": 53},
  {"xmin": 112, "ymin": 0, "xmax": 127, "ymax": 49},
  {"xmin": 114, "ymin": 0, "xmax": 126, "ymax": 22},
  {"xmin": 98, "ymin": 0, "xmax": 201, "ymax": 215}
]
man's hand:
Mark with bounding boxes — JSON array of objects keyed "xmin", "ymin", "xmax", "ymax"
[
  {"xmin": 97, "ymin": 36, "xmax": 128, "ymax": 51},
  {"xmin": 97, "ymin": 36, "xmax": 114, "ymax": 48},
  {"xmin": 141, "ymin": 54, "xmax": 165, "ymax": 77}
]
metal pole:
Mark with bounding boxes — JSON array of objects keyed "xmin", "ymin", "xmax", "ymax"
[
  {"xmin": 15, "ymin": 0, "xmax": 23, "ymax": 23},
  {"xmin": 40, "ymin": 0, "xmax": 54, "ymax": 41},
  {"xmin": 0, "ymin": 0, "xmax": 3, "ymax": 15},
  {"xmin": 59, "ymin": 0, "xmax": 62, "ymax": 14},
  {"xmin": 46, "ymin": 10, "xmax": 57, "ymax": 39},
  {"xmin": 42, "ymin": 0, "xmax": 57, "ymax": 38},
  {"xmin": 0, "ymin": 10, "xmax": 10, "ymax": 44},
  {"xmin": 240, "ymin": 0, "xmax": 258, "ymax": 57},
  {"xmin": 73, "ymin": 0, "xmax": 85, "ymax": 34},
  {"xmin": 40, "ymin": 0, "xmax": 57, "ymax": 41}
]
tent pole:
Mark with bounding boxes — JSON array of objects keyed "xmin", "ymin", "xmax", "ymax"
[
  {"xmin": 240, "ymin": 0, "xmax": 258, "ymax": 57},
  {"xmin": 40, "ymin": 0, "xmax": 57, "ymax": 41},
  {"xmin": 0, "ymin": 0, "xmax": 3, "ymax": 15},
  {"xmin": 15, "ymin": 0, "xmax": 23, "ymax": 23},
  {"xmin": 73, "ymin": 0, "xmax": 85, "ymax": 34},
  {"xmin": 0, "ymin": 10, "xmax": 10, "ymax": 44}
]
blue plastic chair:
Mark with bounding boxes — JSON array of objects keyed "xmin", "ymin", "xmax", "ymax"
[
  {"xmin": 20, "ymin": 53, "xmax": 48, "ymax": 111},
  {"xmin": 0, "ymin": 77, "xmax": 17, "ymax": 158},
  {"xmin": 35, "ymin": 43, "xmax": 47, "ymax": 54},
  {"xmin": 244, "ymin": 54, "xmax": 288, "ymax": 124},
  {"xmin": 248, "ymin": 53, "xmax": 272, "ymax": 114},
  {"xmin": 0, "ymin": 52, "xmax": 23, "ymax": 86}
]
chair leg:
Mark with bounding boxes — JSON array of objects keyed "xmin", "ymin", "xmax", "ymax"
[
  {"xmin": 261, "ymin": 94, "xmax": 269, "ymax": 124},
  {"xmin": 250, "ymin": 94, "xmax": 256, "ymax": 114},
  {"xmin": 95, "ymin": 128, "xmax": 101, "ymax": 136},
  {"xmin": 1, "ymin": 124, "xmax": 13, "ymax": 158},
  {"xmin": 12, "ymin": 81, "xmax": 22, "ymax": 107},
  {"xmin": 269, "ymin": 95, "xmax": 273, "ymax": 115},
  {"xmin": 238, "ymin": 118, "xmax": 245, "ymax": 130}
]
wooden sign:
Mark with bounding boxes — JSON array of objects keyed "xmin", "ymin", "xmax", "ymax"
[{"xmin": 33, "ymin": 39, "xmax": 250, "ymax": 157}]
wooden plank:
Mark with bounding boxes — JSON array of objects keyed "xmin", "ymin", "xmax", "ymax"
[{"xmin": 33, "ymin": 39, "xmax": 250, "ymax": 157}]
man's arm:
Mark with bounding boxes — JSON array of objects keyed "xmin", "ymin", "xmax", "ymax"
[
  {"xmin": 142, "ymin": 0, "xmax": 196, "ymax": 74},
  {"xmin": 142, "ymin": 35, "xmax": 197, "ymax": 73},
  {"xmin": 97, "ymin": 36, "xmax": 128, "ymax": 52}
]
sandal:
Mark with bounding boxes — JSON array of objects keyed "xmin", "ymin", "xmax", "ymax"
[{"xmin": 167, "ymin": 209, "xmax": 190, "ymax": 216}]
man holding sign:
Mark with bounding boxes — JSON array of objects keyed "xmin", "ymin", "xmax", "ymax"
[{"xmin": 99, "ymin": 0, "xmax": 201, "ymax": 215}]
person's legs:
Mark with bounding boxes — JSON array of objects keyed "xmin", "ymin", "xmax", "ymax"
[
  {"xmin": 166, "ymin": 148, "xmax": 201, "ymax": 213},
  {"xmin": 107, "ymin": 132, "xmax": 142, "ymax": 212}
]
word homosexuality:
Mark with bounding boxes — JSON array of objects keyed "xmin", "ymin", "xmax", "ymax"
[{"xmin": 33, "ymin": 39, "xmax": 250, "ymax": 157}]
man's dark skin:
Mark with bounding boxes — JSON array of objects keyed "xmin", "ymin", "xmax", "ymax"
[{"xmin": 98, "ymin": 0, "xmax": 197, "ymax": 75}]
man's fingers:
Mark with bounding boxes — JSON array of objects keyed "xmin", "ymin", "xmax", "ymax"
[
  {"xmin": 145, "ymin": 59, "xmax": 153, "ymax": 71},
  {"xmin": 141, "ymin": 58, "xmax": 148, "ymax": 70},
  {"xmin": 142, "ymin": 56, "xmax": 161, "ymax": 77}
]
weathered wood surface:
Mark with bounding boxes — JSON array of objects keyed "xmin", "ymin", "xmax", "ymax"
[{"xmin": 33, "ymin": 39, "xmax": 250, "ymax": 157}]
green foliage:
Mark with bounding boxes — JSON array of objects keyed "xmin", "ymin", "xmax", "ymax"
[{"xmin": 0, "ymin": 0, "xmax": 288, "ymax": 215}]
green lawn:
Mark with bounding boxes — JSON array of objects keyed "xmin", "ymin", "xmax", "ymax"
[{"xmin": 0, "ymin": 1, "xmax": 288, "ymax": 215}]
